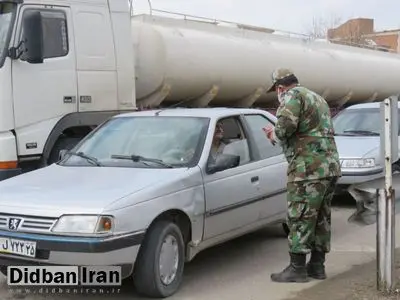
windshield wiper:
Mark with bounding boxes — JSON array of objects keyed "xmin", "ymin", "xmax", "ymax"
[
  {"xmin": 67, "ymin": 151, "xmax": 103, "ymax": 166},
  {"xmin": 110, "ymin": 154, "xmax": 173, "ymax": 168},
  {"xmin": 343, "ymin": 130, "xmax": 379, "ymax": 136}
]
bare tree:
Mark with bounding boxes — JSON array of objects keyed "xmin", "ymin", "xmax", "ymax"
[{"xmin": 304, "ymin": 15, "xmax": 342, "ymax": 39}]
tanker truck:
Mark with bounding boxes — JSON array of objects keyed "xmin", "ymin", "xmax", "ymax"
[{"xmin": 1, "ymin": 0, "xmax": 400, "ymax": 181}]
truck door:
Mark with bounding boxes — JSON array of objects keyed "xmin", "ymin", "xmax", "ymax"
[{"xmin": 11, "ymin": 5, "xmax": 77, "ymax": 157}]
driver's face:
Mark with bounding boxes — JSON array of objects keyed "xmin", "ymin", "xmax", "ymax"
[{"xmin": 214, "ymin": 123, "xmax": 224, "ymax": 140}]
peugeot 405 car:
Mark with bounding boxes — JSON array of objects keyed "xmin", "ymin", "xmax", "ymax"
[
  {"xmin": 0, "ymin": 108, "xmax": 289, "ymax": 298},
  {"xmin": 333, "ymin": 102, "xmax": 400, "ymax": 198}
]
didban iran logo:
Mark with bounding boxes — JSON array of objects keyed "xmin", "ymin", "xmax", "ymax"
[{"xmin": 7, "ymin": 266, "xmax": 122, "ymax": 286}]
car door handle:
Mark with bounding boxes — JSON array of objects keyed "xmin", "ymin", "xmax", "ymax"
[{"xmin": 251, "ymin": 176, "xmax": 259, "ymax": 183}]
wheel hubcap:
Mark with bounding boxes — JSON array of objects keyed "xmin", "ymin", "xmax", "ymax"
[{"xmin": 159, "ymin": 234, "xmax": 179, "ymax": 285}]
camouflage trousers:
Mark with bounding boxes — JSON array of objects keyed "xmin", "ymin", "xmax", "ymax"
[{"xmin": 286, "ymin": 177, "xmax": 338, "ymax": 254}]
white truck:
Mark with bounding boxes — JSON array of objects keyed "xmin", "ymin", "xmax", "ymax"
[{"xmin": 1, "ymin": 0, "xmax": 400, "ymax": 181}]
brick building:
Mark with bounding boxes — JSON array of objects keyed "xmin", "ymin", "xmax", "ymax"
[{"xmin": 327, "ymin": 18, "xmax": 400, "ymax": 53}]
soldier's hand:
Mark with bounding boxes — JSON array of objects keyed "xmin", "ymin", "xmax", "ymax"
[{"xmin": 262, "ymin": 125, "xmax": 277, "ymax": 145}]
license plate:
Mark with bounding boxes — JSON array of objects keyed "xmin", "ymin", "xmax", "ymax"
[{"xmin": 0, "ymin": 237, "xmax": 36, "ymax": 258}]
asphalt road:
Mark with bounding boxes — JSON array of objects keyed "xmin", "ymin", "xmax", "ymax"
[{"xmin": 0, "ymin": 197, "xmax": 384, "ymax": 300}]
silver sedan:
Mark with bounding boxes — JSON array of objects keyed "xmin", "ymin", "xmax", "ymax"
[{"xmin": 0, "ymin": 108, "xmax": 288, "ymax": 298}]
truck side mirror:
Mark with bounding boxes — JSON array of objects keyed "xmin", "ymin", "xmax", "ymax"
[{"xmin": 23, "ymin": 11, "xmax": 44, "ymax": 64}]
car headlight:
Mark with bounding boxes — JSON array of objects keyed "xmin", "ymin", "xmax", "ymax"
[
  {"xmin": 340, "ymin": 158, "xmax": 375, "ymax": 168},
  {"xmin": 51, "ymin": 215, "xmax": 114, "ymax": 235}
]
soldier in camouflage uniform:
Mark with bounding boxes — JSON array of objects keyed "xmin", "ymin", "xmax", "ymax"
[{"xmin": 264, "ymin": 68, "xmax": 341, "ymax": 283}]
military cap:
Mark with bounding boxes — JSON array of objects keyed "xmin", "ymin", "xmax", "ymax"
[{"xmin": 267, "ymin": 68, "xmax": 295, "ymax": 93}]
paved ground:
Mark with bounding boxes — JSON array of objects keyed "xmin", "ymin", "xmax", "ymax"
[
  {"xmin": 285, "ymin": 247, "xmax": 400, "ymax": 300},
  {"xmin": 0, "ymin": 196, "xmax": 394, "ymax": 300}
]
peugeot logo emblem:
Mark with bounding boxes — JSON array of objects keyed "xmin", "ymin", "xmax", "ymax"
[{"xmin": 8, "ymin": 218, "xmax": 22, "ymax": 231}]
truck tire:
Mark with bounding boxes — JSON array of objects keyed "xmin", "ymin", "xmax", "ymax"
[
  {"xmin": 47, "ymin": 137, "xmax": 81, "ymax": 165},
  {"xmin": 134, "ymin": 220, "xmax": 185, "ymax": 298}
]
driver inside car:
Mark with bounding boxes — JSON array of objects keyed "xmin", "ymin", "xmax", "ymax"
[
  {"xmin": 209, "ymin": 122, "xmax": 227, "ymax": 161},
  {"xmin": 179, "ymin": 121, "xmax": 227, "ymax": 163}
]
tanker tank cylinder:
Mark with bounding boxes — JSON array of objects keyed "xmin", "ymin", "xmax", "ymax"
[
  {"xmin": 132, "ymin": 14, "xmax": 400, "ymax": 108},
  {"xmin": 234, "ymin": 87, "xmax": 266, "ymax": 107},
  {"xmin": 138, "ymin": 84, "xmax": 172, "ymax": 108},
  {"xmin": 186, "ymin": 85, "xmax": 220, "ymax": 107}
]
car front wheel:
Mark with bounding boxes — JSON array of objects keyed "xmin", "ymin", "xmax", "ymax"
[{"xmin": 134, "ymin": 220, "xmax": 185, "ymax": 298}]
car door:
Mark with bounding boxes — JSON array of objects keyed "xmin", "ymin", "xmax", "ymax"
[
  {"xmin": 241, "ymin": 113, "xmax": 288, "ymax": 221},
  {"xmin": 202, "ymin": 115, "xmax": 261, "ymax": 240}
]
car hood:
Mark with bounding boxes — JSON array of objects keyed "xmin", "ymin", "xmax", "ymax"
[
  {"xmin": 335, "ymin": 135, "xmax": 379, "ymax": 159},
  {"xmin": 0, "ymin": 164, "xmax": 194, "ymax": 217}
]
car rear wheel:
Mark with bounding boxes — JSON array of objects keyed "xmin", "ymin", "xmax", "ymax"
[{"xmin": 134, "ymin": 220, "xmax": 185, "ymax": 298}]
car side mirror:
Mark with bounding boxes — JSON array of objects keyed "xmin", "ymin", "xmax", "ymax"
[
  {"xmin": 59, "ymin": 149, "xmax": 68, "ymax": 161},
  {"xmin": 207, "ymin": 154, "xmax": 240, "ymax": 174},
  {"xmin": 23, "ymin": 11, "xmax": 44, "ymax": 64}
]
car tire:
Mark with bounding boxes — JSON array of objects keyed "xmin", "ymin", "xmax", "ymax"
[
  {"xmin": 282, "ymin": 222, "xmax": 290, "ymax": 237},
  {"xmin": 0, "ymin": 266, "xmax": 7, "ymax": 276},
  {"xmin": 134, "ymin": 220, "xmax": 185, "ymax": 298}
]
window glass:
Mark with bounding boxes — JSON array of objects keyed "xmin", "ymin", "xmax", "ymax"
[
  {"xmin": 0, "ymin": 3, "xmax": 16, "ymax": 67},
  {"xmin": 208, "ymin": 117, "xmax": 251, "ymax": 167},
  {"xmin": 333, "ymin": 108, "xmax": 400, "ymax": 136},
  {"xmin": 61, "ymin": 116, "xmax": 209, "ymax": 168},
  {"xmin": 243, "ymin": 114, "xmax": 283, "ymax": 159}
]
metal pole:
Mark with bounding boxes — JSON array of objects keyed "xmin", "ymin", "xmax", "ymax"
[
  {"xmin": 377, "ymin": 189, "xmax": 386, "ymax": 290},
  {"xmin": 384, "ymin": 98, "xmax": 395, "ymax": 293},
  {"xmin": 377, "ymin": 98, "xmax": 396, "ymax": 292}
]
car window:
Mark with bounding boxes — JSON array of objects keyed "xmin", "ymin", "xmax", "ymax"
[
  {"xmin": 333, "ymin": 108, "xmax": 400, "ymax": 135},
  {"xmin": 62, "ymin": 116, "xmax": 209, "ymax": 168},
  {"xmin": 243, "ymin": 114, "xmax": 283, "ymax": 159},
  {"xmin": 207, "ymin": 116, "xmax": 251, "ymax": 168}
]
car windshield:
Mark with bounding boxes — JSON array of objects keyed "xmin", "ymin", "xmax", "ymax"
[
  {"xmin": 333, "ymin": 108, "xmax": 400, "ymax": 136},
  {"xmin": 0, "ymin": 3, "xmax": 16, "ymax": 68},
  {"xmin": 60, "ymin": 115, "xmax": 210, "ymax": 168}
]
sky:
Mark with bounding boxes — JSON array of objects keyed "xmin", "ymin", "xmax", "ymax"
[{"xmin": 132, "ymin": 0, "xmax": 400, "ymax": 35}]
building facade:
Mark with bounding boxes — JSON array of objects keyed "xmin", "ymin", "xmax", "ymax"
[{"xmin": 327, "ymin": 18, "xmax": 400, "ymax": 53}]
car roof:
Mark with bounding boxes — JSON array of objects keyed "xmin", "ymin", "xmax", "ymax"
[
  {"xmin": 114, "ymin": 107, "xmax": 274, "ymax": 119},
  {"xmin": 345, "ymin": 102, "xmax": 383, "ymax": 110}
]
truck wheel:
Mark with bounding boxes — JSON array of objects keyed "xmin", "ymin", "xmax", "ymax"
[
  {"xmin": 134, "ymin": 220, "xmax": 185, "ymax": 298},
  {"xmin": 0, "ymin": 266, "xmax": 7, "ymax": 276},
  {"xmin": 47, "ymin": 137, "xmax": 81, "ymax": 165}
]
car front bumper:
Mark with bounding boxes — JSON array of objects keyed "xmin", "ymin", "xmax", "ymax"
[
  {"xmin": 336, "ymin": 167, "xmax": 383, "ymax": 194},
  {"xmin": 0, "ymin": 229, "xmax": 145, "ymax": 279}
]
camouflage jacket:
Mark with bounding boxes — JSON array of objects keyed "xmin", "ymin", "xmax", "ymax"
[{"xmin": 274, "ymin": 85, "xmax": 342, "ymax": 182}]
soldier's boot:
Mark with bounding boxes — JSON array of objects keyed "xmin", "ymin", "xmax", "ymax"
[
  {"xmin": 306, "ymin": 250, "xmax": 327, "ymax": 280},
  {"xmin": 270, "ymin": 253, "xmax": 309, "ymax": 283}
]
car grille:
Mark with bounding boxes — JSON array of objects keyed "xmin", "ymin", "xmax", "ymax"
[{"xmin": 0, "ymin": 214, "xmax": 58, "ymax": 233}]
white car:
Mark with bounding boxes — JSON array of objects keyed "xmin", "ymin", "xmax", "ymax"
[
  {"xmin": 0, "ymin": 108, "xmax": 289, "ymax": 298},
  {"xmin": 333, "ymin": 102, "xmax": 400, "ymax": 198}
]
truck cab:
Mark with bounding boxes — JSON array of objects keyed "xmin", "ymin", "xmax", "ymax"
[{"xmin": 0, "ymin": 0, "xmax": 135, "ymax": 180}]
